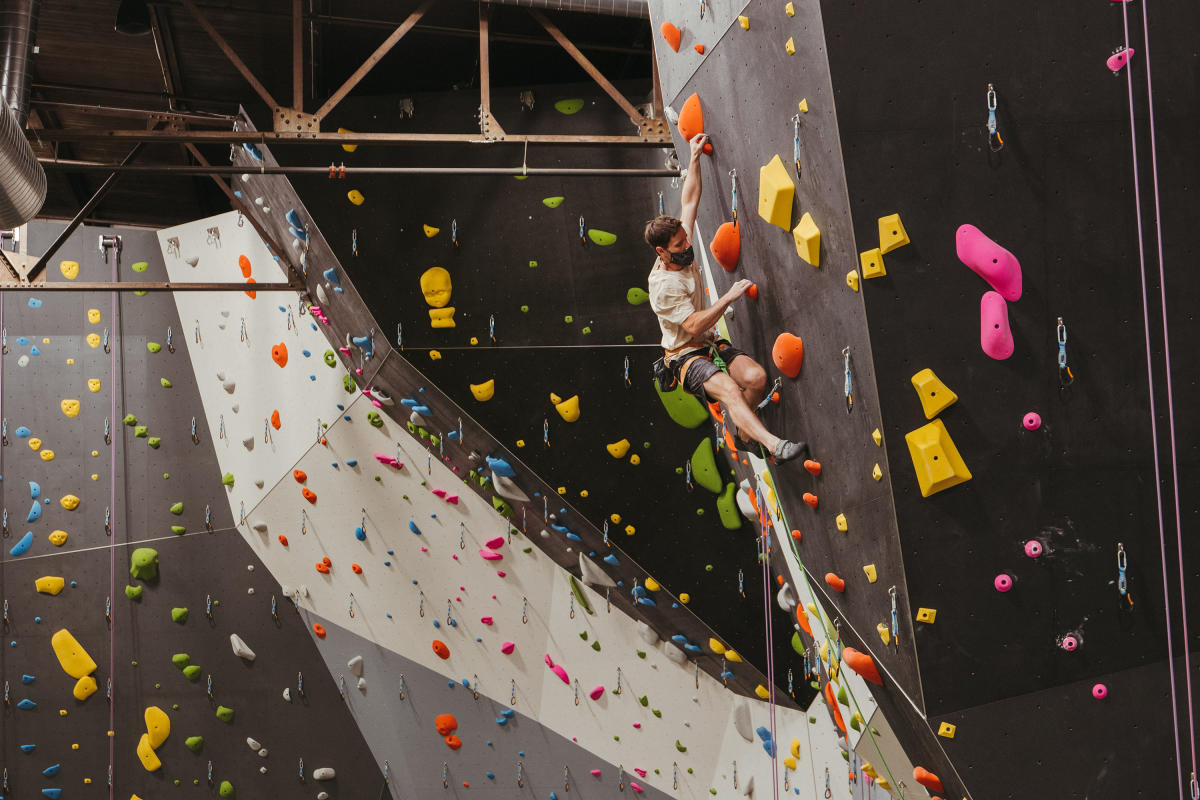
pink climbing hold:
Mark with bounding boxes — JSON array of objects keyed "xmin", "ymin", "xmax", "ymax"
[
  {"xmin": 551, "ymin": 664, "xmax": 569, "ymax": 684},
  {"xmin": 496, "ymin": 570, "xmax": 506, "ymax": 578},
  {"xmin": 630, "ymin": 782, "xmax": 644, "ymax": 794},
  {"xmin": 432, "ymin": 489, "xmax": 447, "ymax": 498},
  {"xmin": 1023, "ymin": 412, "xmax": 1042, "ymax": 431},
  {"xmin": 634, "ymin": 768, "xmax": 647, "ymax": 777},
  {"xmin": 373, "ymin": 453, "xmax": 402, "ymax": 469},
  {"xmin": 445, "ymin": 495, "xmax": 459, "ymax": 504},
  {"xmin": 994, "ymin": 573, "xmax": 1013, "ymax": 592},
  {"xmin": 485, "ymin": 536, "xmax": 505, "ymax": 549},
  {"xmin": 1107, "ymin": 47, "xmax": 1134, "ymax": 72},
  {"xmin": 589, "ymin": 685, "xmax": 605, "ymax": 701},
  {"xmin": 632, "ymin": 722, "xmax": 641, "ymax": 729},
  {"xmin": 479, "ymin": 548, "xmax": 503, "ymax": 561},
  {"xmin": 1061, "ymin": 635, "xmax": 1079, "ymax": 652},
  {"xmin": 480, "ymin": 616, "xmax": 494, "ymax": 626},
  {"xmin": 590, "ymin": 769, "xmax": 602, "ymax": 778},
  {"xmin": 544, "ymin": 653, "xmax": 555, "ymax": 667},
  {"xmin": 980, "ymin": 291, "xmax": 1014, "ymax": 360},
  {"xmin": 501, "ymin": 641, "xmax": 515, "ymax": 654},
  {"xmin": 1092, "ymin": 683, "xmax": 1108, "ymax": 699},
  {"xmin": 1024, "ymin": 540, "xmax": 1043, "ymax": 558},
  {"xmin": 956, "ymin": 223, "xmax": 1022, "ymax": 300}
]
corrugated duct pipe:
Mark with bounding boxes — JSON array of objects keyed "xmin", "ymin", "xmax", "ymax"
[
  {"xmin": 475, "ymin": 0, "xmax": 648, "ymax": 19},
  {"xmin": 0, "ymin": 0, "xmax": 46, "ymax": 228}
]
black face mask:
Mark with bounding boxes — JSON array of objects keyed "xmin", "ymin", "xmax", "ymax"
[{"xmin": 668, "ymin": 245, "xmax": 695, "ymax": 266}]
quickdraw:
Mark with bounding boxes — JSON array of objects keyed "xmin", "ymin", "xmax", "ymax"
[
  {"xmin": 987, "ymin": 83, "xmax": 1004, "ymax": 152},
  {"xmin": 792, "ymin": 114, "xmax": 803, "ymax": 181},
  {"xmin": 1057, "ymin": 316, "xmax": 1074, "ymax": 385},
  {"xmin": 843, "ymin": 346, "xmax": 854, "ymax": 414}
]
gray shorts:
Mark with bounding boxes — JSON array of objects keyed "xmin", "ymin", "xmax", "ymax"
[{"xmin": 670, "ymin": 340, "xmax": 749, "ymax": 402}]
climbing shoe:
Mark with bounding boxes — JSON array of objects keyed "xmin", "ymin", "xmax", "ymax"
[{"xmin": 772, "ymin": 439, "xmax": 809, "ymax": 463}]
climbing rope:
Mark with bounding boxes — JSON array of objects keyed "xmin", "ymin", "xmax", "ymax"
[{"xmin": 1119, "ymin": 0, "xmax": 1196, "ymax": 793}]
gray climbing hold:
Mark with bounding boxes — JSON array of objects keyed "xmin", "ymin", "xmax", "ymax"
[
  {"xmin": 356, "ymin": 677, "xmax": 366, "ymax": 691},
  {"xmin": 222, "ymin": 380, "xmax": 236, "ymax": 394},
  {"xmin": 250, "ymin": 520, "xmax": 268, "ymax": 533},
  {"xmin": 492, "ymin": 474, "xmax": 530, "ymax": 502},
  {"xmin": 578, "ymin": 553, "xmax": 616, "ymax": 588},
  {"xmin": 230, "ymin": 634, "xmax": 256, "ymax": 661},
  {"xmin": 635, "ymin": 621, "xmax": 659, "ymax": 645},
  {"xmin": 242, "ymin": 436, "xmax": 254, "ymax": 450},
  {"xmin": 733, "ymin": 701, "xmax": 754, "ymax": 743},
  {"xmin": 313, "ymin": 767, "xmax": 336, "ymax": 781},
  {"xmin": 347, "ymin": 655, "xmax": 364, "ymax": 677}
]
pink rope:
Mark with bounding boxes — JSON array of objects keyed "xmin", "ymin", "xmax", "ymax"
[
  {"xmin": 759, "ymin": 510, "xmax": 780, "ymax": 800},
  {"xmin": 108, "ymin": 250, "xmax": 118, "ymax": 800}
]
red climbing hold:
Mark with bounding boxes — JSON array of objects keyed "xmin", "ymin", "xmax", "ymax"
[
  {"xmin": 709, "ymin": 221, "xmax": 740, "ymax": 271},
  {"xmin": 270, "ymin": 409, "xmax": 281, "ymax": 430},
  {"xmin": 842, "ymin": 646, "xmax": 883, "ymax": 685},
  {"xmin": 244, "ymin": 277, "xmax": 257, "ymax": 299},
  {"xmin": 913, "ymin": 767, "xmax": 944, "ymax": 794},
  {"xmin": 435, "ymin": 713, "xmax": 458, "ymax": 735},
  {"xmin": 238, "ymin": 254, "xmax": 252, "ymax": 278},
  {"xmin": 432, "ymin": 640, "xmax": 450, "ymax": 659},
  {"xmin": 312, "ymin": 623, "xmax": 326, "ymax": 638},
  {"xmin": 772, "ymin": 332, "xmax": 805, "ymax": 378},
  {"xmin": 660, "ymin": 21, "xmax": 682, "ymax": 52},
  {"xmin": 302, "ymin": 488, "xmax": 317, "ymax": 504},
  {"xmin": 677, "ymin": 93, "xmax": 713, "ymax": 154},
  {"xmin": 271, "ymin": 343, "xmax": 288, "ymax": 368},
  {"xmin": 746, "ymin": 283, "xmax": 758, "ymax": 300},
  {"xmin": 293, "ymin": 469, "xmax": 307, "ymax": 483},
  {"xmin": 277, "ymin": 535, "xmax": 288, "ymax": 546},
  {"xmin": 322, "ymin": 556, "xmax": 331, "ymax": 566},
  {"xmin": 825, "ymin": 572, "xmax": 845, "ymax": 592},
  {"xmin": 803, "ymin": 492, "xmax": 818, "ymax": 509},
  {"xmin": 804, "ymin": 459, "xmax": 821, "ymax": 475},
  {"xmin": 790, "ymin": 529, "xmax": 802, "ymax": 542},
  {"xmin": 351, "ymin": 563, "xmax": 362, "ymax": 574}
]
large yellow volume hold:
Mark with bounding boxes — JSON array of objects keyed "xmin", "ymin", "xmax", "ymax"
[
  {"xmin": 145, "ymin": 706, "xmax": 171, "ymax": 748},
  {"xmin": 904, "ymin": 419, "xmax": 972, "ymax": 497},
  {"xmin": 136, "ymin": 733, "xmax": 162, "ymax": 772},
  {"xmin": 51, "ymin": 629, "xmax": 97, "ymax": 678},
  {"xmin": 757, "ymin": 154, "xmax": 795, "ymax": 231},
  {"xmin": 792, "ymin": 212, "xmax": 820, "ymax": 266},
  {"xmin": 469, "ymin": 379, "xmax": 495, "ymax": 402},
  {"xmin": 877, "ymin": 213, "xmax": 910, "ymax": 254}
]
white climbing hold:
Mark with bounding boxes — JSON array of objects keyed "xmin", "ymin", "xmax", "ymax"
[
  {"xmin": 776, "ymin": 583, "xmax": 797, "ymax": 613},
  {"xmin": 540, "ymin": 529, "xmax": 551, "ymax": 538},
  {"xmin": 246, "ymin": 565, "xmax": 254, "ymax": 572},
  {"xmin": 223, "ymin": 380, "xmax": 236, "ymax": 393},
  {"xmin": 492, "ymin": 474, "xmax": 530, "ymax": 502},
  {"xmin": 282, "ymin": 688, "xmax": 291, "ymax": 702},
  {"xmin": 313, "ymin": 767, "xmax": 336, "ymax": 781},
  {"xmin": 662, "ymin": 642, "xmax": 687, "ymax": 666},
  {"xmin": 17, "ymin": 355, "xmax": 28, "ymax": 367},
  {"xmin": 254, "ymin": 479, "xmax": 265, "ymax": 488},
  {"xmin": 247, "ymin": 737, "xmax": 261, "ymax": 751},
  {"xmin": 185, "ymin": 256, "xmax": 199, "ymax": 267},
  {"xmin": 250, "ymin": 521, "xmax": 268, "ymax": 532},
  {"xmin": 347, "ymin": 655, "xmax": 364, "ymax": 677},
  {"xmin": 316, "ymin": 284, "xmax": 329, "ymax": 304},
  {"xmin": 578, "ymin": 553, "xmax": 616, "ymax": 588},
  {"xmin": 733, "ymin": 701, "xmax": 754, "ymax": 743},
  {"xmin": 357, "ymin": 677, "xmax": 366, "ymax": 691},
  {"xmin": 317, "ymin": 793, "xmax": 329, "ymax": 800},
  {"xmin": 247, "ymin": 588, "xmax": 255, "ymax": 595},
  {"xmin": 259, "ymin": 766, "xmax": 268, "ymax": 774},
  {"xmin": 216, "ymin": 371, "xmax": 225, "ymax": 380},
  {"xmin": 258, "ymin": 748, "xmax": 268, "ymax": 757},
  {"xmin": 230, "ymin": 634, "xmax": 256, "ymax": 661},
  {"xmin": 635, "ymin": 620, "xmax": 659, "ymax": 645},
  {"xmin": 736, "ymin": 481, "xmax": 756, "ymax": 520},
  {"xmin": 231, "ymin": 403, "xmax": 239, "ymax": 413}
]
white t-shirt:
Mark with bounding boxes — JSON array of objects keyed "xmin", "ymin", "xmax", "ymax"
[{"xmin": 648, "ymin": 259, "xmax": 716, "ymax": 357}]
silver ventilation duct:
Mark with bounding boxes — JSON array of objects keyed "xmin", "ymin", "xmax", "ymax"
[
  {"xmin": 476, "ymin": 0, "xmax": 648, "ymax": 19},
  {"xmin": 0, "ymin": 0, "xmax": 46, "ymax": 229}
]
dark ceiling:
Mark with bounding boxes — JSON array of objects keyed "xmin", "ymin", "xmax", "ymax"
[{"xmin": 27, "ymin": 0, "xmax": 653, "ymax": 227}]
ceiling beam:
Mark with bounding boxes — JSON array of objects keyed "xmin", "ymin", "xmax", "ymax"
[
  {"xmin": 30, "ymin": 129, "xmax": 670, "ymax": 146},
  {"xmin": 41, "ymin": 160, "xmax": 678, "ymax": 178},
  {"xmin": 478, "ymin": 4, "xmax": 505, "ymax": 138},
  {"xmin": 177, "ymin": 0, "xmax": 280, "ymax": 110},
  {"xmin": 293, "ymin": 0, "xmax": 303, "ymax": 111},
  {"xmin": 149, "ymin": 4, "xmax": 186, "ymax": 112}
]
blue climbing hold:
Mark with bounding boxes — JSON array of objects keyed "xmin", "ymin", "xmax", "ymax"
[
  {"xmin": 29, "ymin": 345, "xmax": 40, "ymax": 355},
  {"xmin": 447, "ymin": 430, "xmax": 460, "ymax": 441},
  {"xmin": 43, "ymin": 764, "xmax": 60, "ymax": 777},
  {"xmin": 486, "ymin": 771, "xmax": 495, "ymax": 780},
  {"xmin": 401, "ymin": 398, "xmax": 418, "ymax": 407},
  {"xmin": 635, "ymin": 596, "xmax": 656, "ymax": 607},
  {"xmin": 334, "ymin": 287, "xmax": 344, "ymax": 293},
  {"xmin": 684, "ymin": 642, "xmax": 702, "ymax": 653},
  {"xmin": 21, "ymin": 674, "xmax": 34, "ymax": 684},
  {"xmin": 234, "ymin": 190, "xmax": 243, "ymax": 198},
  {"xmin": 17, "ymin": 698, "xmax": 36, "ymax": 710},
  {"xmin": 460, "ymin": 678, "xmax": 470, "ymax": 688},
  {"xmin": 27, "ymin": 298, "xmax": 41, "ymax": 309},
  {"xmin": 408, "ymin": 521, "xmax": 421, "ymax": 535},
  {"xmin": 671, "ymin": 634, "xmax": 688, "ymax": 647},
  {"xmin": 345, "ymin": 459, "xmax": 358, "ymax": 467},
  {"xmin": 15, "ymin": 426, "xmax": 29, "ymax": 438},
  {"xmin": 20, "ymin": 744, "xmax": 35, "ymax": 752},
  {"xmin": 486, "ymin": 457, "xmax": 516, "ymax": 477},
  {"xmin": 763, "ymin": 740, "xmax": 776, "ymax": 757},
  {"xmin": 412, "ymin": 405, "xmax": 431, "ymax": 416},
  {"xmin": 336, "ymin": 404, "xmax": 345, "ymax": 411},
  {"xmin": 756, "ymin": 726, "xmax": 771, "ymax": 742},
  {"xmin": 27, "ymin": 501, "xmax": 41, "ymax": 523},
  {"xmin": 16, "ymin": 336, "xmax": 28, "ymax": 346},
  {"xmin": 388, "ymin": 550, "xmax": 395, "ymax": 555},
  {"xmin": 603, "ymin": 554, "xmax": 619, "ymax": 566},
  {"xmin": 302, "ymin": 349, "xmax": 311, "ymax": 357},
  {"xmin": 289, "ymin": 226, "xmax": 308, "ymax": 242},
  {"xmin": 566, "ymin": 533, "xmax": 582, "ymax": 542},
  {"xmin": 42, "ymin": 789, "xmax": 63, "ymax": 799},
  {"xmin": 501, "ymin": 709, "xmax": 515, "ymax": 718},
  {"xmin": 322, "ymin": 267, "xmax": 340, "ymax": 284},
  {"xmin": 286, "ymin": 209, "xmax": 302, "ymax": 228},
  {"xmin": 496, "ymin": 716, "xmax": 508, "ymax": 726},
  {"xmin": 29, "ymin": 481, "xmax": 39, "ymax": 499},
  {"xmin": 433, "ymin": 619, "xmax": 441, "ymax": 629},
  {"xmin": 384, "ymin": 561, "xmax": 391, "ymax": 566},
  {"xmin": 10, "ymin": 531, "xmax": 33, "ymax": 556},
  {"xmin": 242, "ymin": 142, "xmax": 263, "ymax": 160},
  {"xmin": 354, "ymin": 527, "xmax": 366, "ymax": 541},
  {"xmin": 551, "ymin": 523, "xmax": 569, "ymax": 533},
  {"xmin": 722, "ymin": 670, "xmax": 735, "ymax": 681}
]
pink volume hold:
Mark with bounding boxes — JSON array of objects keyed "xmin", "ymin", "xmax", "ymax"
[
  {"xmin": 980, "ymin": 291, "xmax": 1015, "ymax": 360},
  {"xmin": 956, "ymin": 224, "xmax": 1022, "ymax": 300},
  {"xmin": 1107, "ymin": 48, "xmax": 1134, "ymax": 73}
]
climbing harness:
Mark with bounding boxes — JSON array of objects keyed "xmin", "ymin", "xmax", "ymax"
[
  {"xmin": 792, "ymin": 114, "xmax": 803, "ymax": 181},
  {"xmin": 987, "ymin": 84, "xmax": 1004, "ymax": 152},
  {"xmin": 1057, "ymin": 316, "xmax": 1074, "ymax": 386},
  {"xmin": 843, "ymin": 346, "xmax": 854, "ymax": 414}
]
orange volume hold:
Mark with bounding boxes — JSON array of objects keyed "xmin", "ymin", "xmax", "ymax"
[
  {"xmin": 772, "ymin": 332, "xmax": 805, "ymax": 378},
  {"xmin": 842, "ymin": 646, "xmax": 883, "ymax": 685},
  {"xmin": 912, "ymin": 767, "xmax": 944, "ymax": 794},
  {"xmin": 825, "ymin": 572, "xmax": 845, "ymax": 592},
  {"xmin": 823, "ymin": 682, "xmax": 847, "ymax": 733},
  {"xmin": 660, "ymin": 21, "xmax": 682, "ymax": 52}
]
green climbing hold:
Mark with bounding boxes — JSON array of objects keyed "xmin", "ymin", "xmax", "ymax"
[
  {"xmin": 131, "ymin": 261, "xmax": 149, "ymax": 273},
  {"xmin": 124, "ymin": 585, "xmax": 143, "ymax": 601},
  {"xmin": 147, "ymin": 437, "xmax": 161, "ymax": 449},
  {"xmin": 591, "ymin": 640, "xmax": 601, "ymax": 651},
  {"xmin": 849, "ymin": 713, "xmax": 862, "ymax": 732},
  {"xmin": 579, "ymin": 631, "xmax": 588, "ymax": 641},
  {"xmin": 182, "ymin": 665, "xmax": 202, "ymax": 681},
  {"xmin": 554, "ymin": 98, "xmax": 584, "ymax": 115},
  {"xmin": 809, "ymin": 715, "xmax": 817, "ymax": 723},
  {"xmin": 568, "ymin": 575, "xmax": 593, "ymax": 615},
  {"xmin": 323, "ymin": 349, "xmax": 336, "ymax": 367},
  {"xmin": 171, "ymin": 608, "xmax": 188, "ymax": 623},
  {"xmin": 705, "ymin": 564, "xmax": 714, "ymax": 571},
  {"xmin": 368, "ymin": 411, "xmax": 383, "ymax": 428},
  {"xmin": 429, "ymin": 434, "xmax": 440, "ymax": 447},
  {"xmin": 219, "ymin": 780, "xmax": 235, "ymax": 797},
  {"xmin": 582, "ymin": 326, "xmax": 591, "ymax": 335},
  {"xmin": 791, "ymin": 631, "xmax": 804, "ymax": 655},
  {"xmin": 169, "ymin": 501, "xmax": 183, "ymax": 515},
  {"xmin": 160, "ymin": 378, "xmax": 172, "ymax": 388},
  {"xmin": 654, "ymin": 379, "xmax": 708, "ymax": 429},
  {"xmin": 841, "ymin": 751, "xmax": 849, "ymax": 762},
  {"xmin": 837, "ymin": 685, "xmax": 849, "ymax": 707},
  {"xmin": 564, "ymin": 315, "xmax": 574, "ymax": 324},
  {"xmin": 696, "ymin": 508, "xmax": 704, "ymax": 515},
  {"xmin": 691, "ymin": 438, "xmax": 722, "ymax": 493},
  {"xmin": 492, "ymin": 496, "xmax": 513, "ymax": 517},
  {"xmin": 638, "ymin": 695, "xmax": 648, "ymax": 707},
  {"xmin": 147, "ymin": 342, "xmax": 161, "ymax": 353},
  {"xmin": 406, "ymin": 421, "xmax": 417, "ymax": 434},
  {"xmin": 587, "ymin": 229, "xmax": 617, "ymax": 246},
  {"xmin": 134, "ymin": 290, "xmax": 148, "ymax": 297},
  {"xmin": 636, "ymin": 650, "xmax": 646, "ymax": 659},
  {"xmin": 172, "ymin": 653, "xmax": 190, "ymax": 669},
  {"xmin": 675, "ymin": 740, "xmax": 688, "ymax": 753},
  {"xmin": 871, "ymin": 728, "xmax": 880, "ymax": 736},
  {"xmin": 520, "ymin": 305, "xmax": 530, "ymax": 313},
  {"xmin": 130, "ymin": 548, "xmax": 159, "ymax": 581},
  {"xmin": 542, "ymin": 196, "xmax": 565, "ymax": 208},
  {"xmin": 123, "ymin": 413, "xmax": 138, "ymax": 426},
  {"xmin": 171, "ymin": 525, "xmax": 185, "ymax": 535},
  {"xmin": 624, "ymin": 334, "xmax": 635, "ymax": 343},
  {"xmin": 184, "ymin": 736, "xmax": 204, "ymax": 752},
  {"xmin": 651, "ymin": 708, "xmax": 662, "ymax": 718},
  {"xmin": 710, "ymin": 789, "xmax": 717, "ymax": 796},
  {"xmin": 522, "ymin": 547, "xmax": 532, "ymax": 553},
  {"xmin": 626, "ymin": 287, "xmax": 650, "ymax": 305},
  {"xmin": 716, "ymin": 482, "xmax": 742, "ymax": 530},
  {"xmin": 221, "ymin": 473, "xmax": 235, "ymax": 487},
  {"xmin": 134, "ymin": 425, "xmax": 148, "ymax": 438},
  {"xmin": 215, "ymin": 705, "xmax": 234, "ymax": 723},
  {"xmin": 529, "ymin": 260, "xmax": 538, "ymax": 267}
]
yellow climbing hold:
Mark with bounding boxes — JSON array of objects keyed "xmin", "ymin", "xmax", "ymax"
[
  {"xmin": 860, "ymin": 248, "xmax": 886, "ymax": 279},
  {"xmin": 469, "ymin": 379, "xmax": 495, "ymax": 402},
  {"xmin": 872, "ymin": 463, "xmax": 883, "ymax": 481},
  {"xmin": 845, "ymin": 269, "xmax": 860, "ymax": 291},
  {"xmin": 66, "ymin": 359, "xmax": 74, "ymax": 365},
  {"xmin": 785, "ymin": 36, "xmax": 796, "ymax": 55},
  {"xmin": 60, "ymin": 260, "xmax": 80, "ymax": 280},
  {"xmin": 624, "ymin": 525, "xmax": 635, "ymax": 536},
  {"xmin": 145, "ymin": 706, "xmax": 171, "ymax": 748},
  {"xmin": 429, "ymin": 350, "xmax": 441, "ymax": 360},
  {"xmin": 73, "ymin": 675, "xmax": 98, "ymax": 701},
  {"xmin": 937, "ymin": 722, "xmax": 956, "ymax": 739},
  {"xmin": 877, "ymin": 212, "xmax": 910, "ymax": 254},
  {"xmin": 35, "ymin": 576, "xmax": 66, "ymax": 595},
  {"xmin": 793, "ymin": 212, "xmax": 820, "ymax": 266},
  {"xmin": 557, "ymin": 487, "xmax": 567, "ymax": 495},
  {"xmin": 91, "ymin": 474, "xmax": 99, "ymax": 481},
  {"xmin": 754, "ymin": 684, "xmax": 769, "ymax": 699},
  {"xmin": 785, "ymin": 1, "xmax": 795, "ymax": 16},
  {"xmin": 469, "ymin": 337, "xmax": 479, "ymax": 346},
  {"xmin": 554, "ymin": 395, "xmax": 580, "ymax": 422},
  {"xmin": 877, "ymin": 623, "xmax": 891, "ymax": 645},
  {"xmin": 790, "ymin": 738, "xmax": 801, "ymax": 758},
  {"xmin": 784, "ymin": 756, "xmax": 797, "ymax": 770},
  {"xmin": 835, "ymin": 513, "xmax": 847, "ymax": 531},
  {"xmin": 136, "ymin": 733, "xmax": 161, "ymax": 772},
  {"xmin": 606, "ymin": 439, "xmax": 631, "ymax": 458},
  {"xmin": 40, "ymin": 449, "xmax": 55, "ymax": 461},
  {"xmin": 88, "ymin": 379, "xmax": 101, "ymax": 392},
  {"xmin": 51, "ymin": 629, "xmax": 97, "ymax": 678},
  {"xmin": 423, "ymin": 224, "xmax": 440, "ymax": 238},
  {"xmin": 738, "ymin": 15, "xmax": 750, "ymax": 29},
  {"xmin": 337, "ymin": 127, "xmax": 358, "ymax": 152},
  {"xmin": 708, "ymin": 638, "xmax": 726, "ymax": 654},
  {"xmin": 61, "ymin": 494, "xmax": 80, "ymax": 510},
  {"xmin": 863, "ymin": 564, "xmax": 877, "ymax": 583},
  {"xmin": 347, "ymin": 189, "xmax": 365, "ymax": 206},
  {"xmin": 49, "ymin": 530, "xmax": 68, "ymax": 546},
  {"xmin": 629, "ymin": 454, "xmax": 641, "ymax": 465},
  {"xmin": 644, "ymin": 577, "xmax": 660, "ymax": 592},
  {"xmin": 906, "ymin": 419, "xmax": 972, "ymax": 497},
  {"xmin": 757, "ymin": 154, "xmax": 795, "ymax": 231},
  {"xmin": 516, "ymin": 439, "xmax": 525, "ymax": 448},
  {"xmin": 679, "ymin": 593, "xmax": 690, "ymax": 604},
  {"xmin": 916, "ymin": 607, "xmax": 937, "ymax": 623},
  {"xmin": 87, "ymin": 333, "xmax": 101, "ymax": 348},
  {"xmin": 61, "ymin": 399, "xmax": 81, "ymax": 418},
  {"xmin": 87, "ymin": 309, "xmax": 101, "ymax": 324},
  {"xmin": 799, "ymin": 98, "xmax": 809, "ymax": 113},
  {"xmin": 28, "ymin": 437, "xmax": 41, "ymax": 450},
  {"xmin": 549, "ymin": 392, "xmax": 562, "ymax": 404},
  {"xmin": 610, "ymin": 513, "xmax": 621, "ymax": 524},
  {"xmin": 872, "ymin": 428, "xmax": 882, "ymax": 446},
  {"xmin": 724, "ymin": 649, "xmax": 743, "ymax": 663}
]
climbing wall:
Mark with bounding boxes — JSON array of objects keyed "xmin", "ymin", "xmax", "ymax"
[{"xmin": 0, "ymin": 221, "xmax": 382, "ymax": 800}]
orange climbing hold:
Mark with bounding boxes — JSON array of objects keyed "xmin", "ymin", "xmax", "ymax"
[
  {"xmin": 913, "ymin": 767, "xmax": 944, "ymax": 794},
  {"xmin": 790, "ymin": 529, "xmax": 802, "ymax": 542},
  {"xmin": 772, "ymin": 332, "xmax": 805, "ymax": 378},
  {"xmin": 351, "ymin": 563, "xmax": 362, "ymax": 574},
  {"xmin": 277, "ymin": 535, "xmax": 288, "ymax": 546},
  {"xmin": 842, "ymin": 646, "xmax": 883, "ymax": 685},
  {"xmin": 244, "ymin": 277, "xmax": 257, "ymax": 299},
  {"xmin": 293, "ymin": 469, "xmax": 307, "ymax": 483},
  {"xmin": 803, "ymin": 492, "xmax": 818, "ymax": 509},
  {"xmin": 825, "ymin": 572, "xmax": 846, "ymax": 592},
  {"xmin": 271, "ymin": 343, "xmax": 288, "ymax": 367},
  {"xmin": 677, "ymin": 93, "xmax": 713, "ymax": 154},
  {"xmin": 315, "ymin": 562, "xmax": 329, "ymax": 574},
  {"xmin": 322, "ymin": 557, "xmax": 332, "ymax": 567},
  {"xmin": 270, "ymin": 409, "xmax": 281, "ymax": 430},
  {"xmin": 432, "ymin": 640, "xmax": 450, "ymax": 659},
  {"xmin": 823, "ymin": 682, "xmax": 847, "ymax": 733},
  {"xmin": 746, "ymin": 283, "xmax": 758, "ymax": 300},
  {"xmin": 709, "ymin": 222, "xmax": 740, "ymax": 271},
  {"xmin": 312, "ymin": 623, "xmax": 326, "ymax": 638},
  {"xmin": 804, "ymin": 459, "xmax": 821, "ymax": 475},
  {"xmin": 445, "ymin": 735, "xmax": 463, "ymax": 750},
  {"xmin": 694, "ymin": 43, "xmax": 705, "ymax": 54},
  {"xmin": 660, "ymin": 21, "xmax": 682, "ymax": 52},
  {"xmin": 238, "ymin": 254, "xmax": 252, "ymax": 278},
  {"xmin": 435, "ymin": 713, "xmax": 458, "ymax": 735},
  {"xmin": 302, "ymin": 488, "xmax": 317, "ymax": 504},
  {"xmin": 795, "ymin": 604, "xmax": 813, "ymax": 636}
]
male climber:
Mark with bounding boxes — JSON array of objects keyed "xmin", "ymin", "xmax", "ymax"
[{"xmin": 645, "ymin": 132, "xmax": 809, "ymax": 463}]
